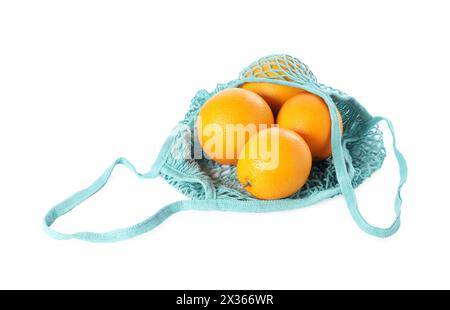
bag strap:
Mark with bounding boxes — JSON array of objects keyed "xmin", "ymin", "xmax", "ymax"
[
  {"xmin": 331, "ymin": 114, "xmax": 408, "ymax": 238},
  {"xmin": 44, "ymin": 157, "xmax": 178, "ymax": 242},
  {"xmin": 43, "ymin": 132, "xmax": 180, "ymax": 242}
]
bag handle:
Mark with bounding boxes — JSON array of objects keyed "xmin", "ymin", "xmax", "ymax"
[
  {"xmin": 43, "ymin": 132, "xmax": 181, "ymax": 242},
  {"xmin": 331, "ymin": 113, "xmax": 408, "ymax": 238},
  {"xmin": 44, "ymin": 157, "xmax": 180, "ymax": 242}
]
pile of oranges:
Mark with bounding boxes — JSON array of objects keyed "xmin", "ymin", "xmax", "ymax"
[{"xmin": 196, "ymin": 76, "xmax": 343, "ymax": 200}]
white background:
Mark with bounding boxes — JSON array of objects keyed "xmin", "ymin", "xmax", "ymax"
[{"xmin": 1, "ymin": 0, "xmax": 449, "ymax": 289}]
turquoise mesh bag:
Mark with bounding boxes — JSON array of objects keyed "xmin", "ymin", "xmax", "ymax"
[{"xmin": 44, "ymin": 55, "xmax": 408, "ymax": 242}]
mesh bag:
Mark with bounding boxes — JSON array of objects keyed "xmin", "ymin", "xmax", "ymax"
[{"xmin": 44, "ymin": 55, "xmax": 407, "ymax": 242}]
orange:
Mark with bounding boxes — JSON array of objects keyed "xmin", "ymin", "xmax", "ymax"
[
  {"xmin": 243, "ymin": 57, "xmax": 297, "ymax": 81},
  {"xmin": 276, "ymin": 93, "xmax": 343, "ymax": 160},
  {"xmin": 196, "ymin": 88, "xmax": 274, "ymax": 165},
  {"xmin": 236, "ymin": 127, "xmax": 312, "ymax": 200},
  {"xmin": 241, "ymin": 82, "xmax": 305, "ymax": 115}
]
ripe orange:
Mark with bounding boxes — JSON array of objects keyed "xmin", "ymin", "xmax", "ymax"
[
  {"xmin": 276, "ymin": 93, "xmax": 343, "ymax": 160},
  {"xmin": 196, "ymin": 88, "xmax": 274, "ymax": 165},
  {"xmin": 241, "ymin": 82, "xmax": 305, "ymax": 115},
  {"xmin": 243, "ymin": 57, "xmax": 297, "ymax": 81},
  {"xmin": 236, "ymin": 127, "xmax": 312, "ymax": 200}
]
